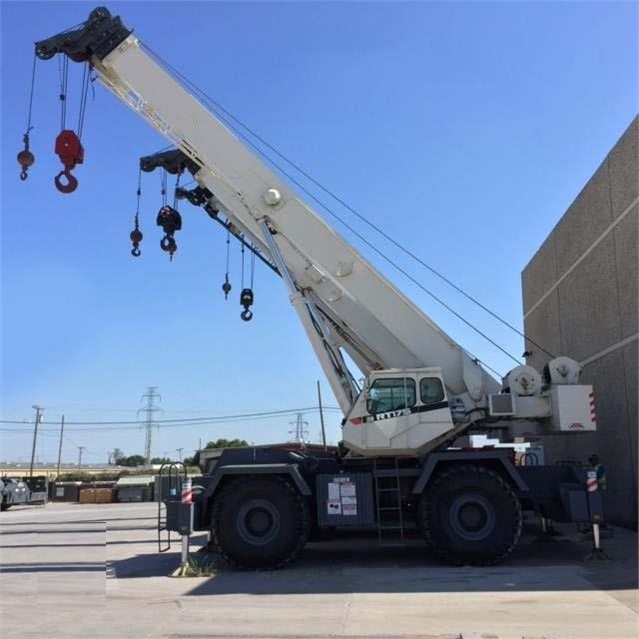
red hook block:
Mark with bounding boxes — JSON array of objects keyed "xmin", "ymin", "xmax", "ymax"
[{"xmin": 54, "ymin": 130, "xmax": 84, "ymax": 193}]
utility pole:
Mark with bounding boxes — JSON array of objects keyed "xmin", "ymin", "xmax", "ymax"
[
  {"xmin": 199, "ymin": 437, "xmax": 202, "ymax": 451},
  {"xmin": 317, "ymin": 380, "xmax": 327, "ymax": 451},
  {"xmin": 138, "ymin": 386, "xmax": 163, "ymax": 466},
  {"xmin": 175, "ymin": 448, "xmax": 183, "ymax": 462},
  {"xmin": 56, "ymin": 415, "xmax": 65, "ymax": 478},
  {"xmin": 288, "ymin": 412, "xmax": 309, "ymax": 445},
  {"xmin": 29, "ymin": 405, "xmax": 44, "ymax": 478},
  {"xmin": 78, "ymin": 446, "xmax": 86, "ymax": 471}
]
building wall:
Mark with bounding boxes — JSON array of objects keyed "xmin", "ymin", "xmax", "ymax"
[{"xmin": 522, "ymin": 117, "xmax": 638, "ymax": 527}]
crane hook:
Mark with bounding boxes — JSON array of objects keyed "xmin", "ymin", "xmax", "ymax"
[
  {"xmin": 130, "ymin": 228, "xmax": 143, "ymax": 257},
  {"xmin": 17, "ymin": 133, "xmax": 35, "ymax": 181},
  {"xmin": 54, "ymin": 130, "xmax": 84, "ymax": 194},
  {"xmin": 160, "ymin": 234, "xmax": 178, "ymax": 261},
  {"xmin": 54, "ymin": 169, "xmax": 78, "ymax": 193},
  {"xmin": 160, "ymin": 235, "xmax": 177, "ymax": 253},
  {"xmin": 240, "ymin": 287, "xmax": 254, "ymax": 321}
]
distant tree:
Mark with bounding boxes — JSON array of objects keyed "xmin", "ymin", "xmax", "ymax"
[
  {"xmin": 204, "ymin": 438, "xmax": 249, "ymax": 449},
  {"xmin": 151, "ymin": 457, "xmax": 172, "ymax": 465},
  {"xmin": 109, "ymin": 448, "xmax": 126, "ymax": 465},
  {"xmin": 121, "ymin": 454, "xmax": 147, "ymax": 467},
  {"xmin": 177, "ymin": 440, "xmax": 248, "ymax": 469}
]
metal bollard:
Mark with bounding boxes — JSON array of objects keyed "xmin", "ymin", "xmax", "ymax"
[
  {"xmin": 584, "ymin": 470, "xmax": 611, "ymax": 561},
  {"xmin": 170, "ymin": 478, "xmax": 194, "ymax": 576},
  {"xmin": 180, "ymin": 479, "xmax": 192, "ymax": 572},
  {"xmin": 586, "ymin": 470, "xmax": 598, "ymax": 494},
  {"xmin": 181, "ymin": 478, "xmax": 193, "ymax": 505}
]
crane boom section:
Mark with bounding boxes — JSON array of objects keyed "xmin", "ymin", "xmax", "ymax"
[{"xmin": 36, "ymin": 13, "xmax": 500, "ymax": 406}]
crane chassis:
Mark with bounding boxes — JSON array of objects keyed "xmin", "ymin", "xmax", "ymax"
[{"xmin": 31, "ymin": 7, "xmax": 605, "ymax": 568}]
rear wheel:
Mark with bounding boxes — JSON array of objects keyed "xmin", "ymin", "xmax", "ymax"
[
  {"xmin": 420, "ymin": 464, "xmax": 522, "ymax": 565},
  {"xmin": 211, "ymin": 476, "xmax": 310, "ymax": 570}
]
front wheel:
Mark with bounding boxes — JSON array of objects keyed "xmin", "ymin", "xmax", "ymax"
[
  {"xmin": 419, "ymin": 464, "xmax": 522, "ymax": 566},
  {"xmin": 211, "ymin": 476, "xmax": 310, "ymax": 570}
]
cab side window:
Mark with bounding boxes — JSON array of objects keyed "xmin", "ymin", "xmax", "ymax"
[
  {"xmin": 367, "ymin": 378, "xmax": 416, "ymax": 414},
  {"xmin": 420, "ymin": 377, "xmax": 445, "ymax": 405}
]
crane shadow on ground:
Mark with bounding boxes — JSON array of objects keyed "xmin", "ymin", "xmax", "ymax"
[
  {"xmin": 4, "ymin": 504, "xmax": 634, "ymax": 596},
  {"xmin": 109, "ymin": 525, "xmax": 637, "ymax": 596}
]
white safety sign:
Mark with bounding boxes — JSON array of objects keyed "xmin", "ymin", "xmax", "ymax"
[{"xmin": 327, "ymin": 477, "xmax": 358, "ymax": 516}]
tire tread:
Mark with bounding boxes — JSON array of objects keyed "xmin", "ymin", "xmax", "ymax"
[
  {"xmin": 420, "ymin": 464, "xmax": 523, "ymax": 566},
  {"xmin": 211, "ymin": 474, "xmax": 310, "ymax": 570}
]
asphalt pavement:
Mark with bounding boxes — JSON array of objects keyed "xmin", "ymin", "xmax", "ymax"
[{"xmin": 0, "ymin": 501, "xmax": 637, "ymax": 639}]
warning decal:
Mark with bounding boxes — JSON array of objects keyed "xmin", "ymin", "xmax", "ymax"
[{"xmin": 327, "ymin": 477, "xmax": 358, "ymax": 516}]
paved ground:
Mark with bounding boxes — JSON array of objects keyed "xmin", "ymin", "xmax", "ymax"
[{"xmin": 0, "ymin": 501, "xmax": 637, "ymax": 638}]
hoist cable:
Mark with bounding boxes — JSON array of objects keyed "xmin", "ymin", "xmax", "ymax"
[
  {"xmin": 58, "ymin": 20, "xmax": 88, "ymax": 34},
  {"xmin": 24, "ymin": 53, "xmax": 37, "ymax": 134},
  {"xmin": 160, "ymin": 169, "xmax": 167, "ymax": 207},
  {"xmin": 225, "ymin": 229, "xmax": 231, "ymax": 273},
  {"xmin": 221, "ymin": 110, "xmax": 554, "ymax": 360},
  {"xmin": 210, "ymin": 215, "xmax": 278, "ymax": 275},
  {"xmin": 250, "ymin": 251, "xmax": 256, "ymax": 289},
  {"xmin": 241, "ymin": 242, "xmax": 245, "ymax": 288},
  {"xmin": 177, "ymin": 91, "xmax": 520, "ymax": 368},
  {"xmin": 144, "ymin": 46, "xmax": 553, "ymax": 361},
  {"xmin": 206, "ymin": 111, "xmax": 521, "ymax": 368},
  {"xmin": 173, "ymin": 172, "xmax": 181, "ymax": 209},
  {"xmin": 77, "ymin": 64, "xmax": 91, "ymax": 140},
  {"xmin": 141, "ymin": 44, "xmax": 526, "ymax": 369},
  {"xmin": 77, "ymin": 65, "xmax": 87, "ymax": 137},
  {"xmin": 58, "ymin": 55, "xmax": 68, "ymax": 131},
  {"xmin": 135, "ymin": 167, "xmax": 142, "ymax": 225}
]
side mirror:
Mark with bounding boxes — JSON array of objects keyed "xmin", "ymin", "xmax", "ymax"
[{"xmin": 365, "ymin": 389, "xmax": 379, "ymax": 415}]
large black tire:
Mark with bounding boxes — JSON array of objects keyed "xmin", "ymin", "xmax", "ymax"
[
  {"xmin": 211, "ymin": 475, "xmax": 310, "ymax": 570},
  {"xmin": 419, "ymin": 464, "xmax": 522, "ymax": 566},
  {"xmin": 0, "ymin": 502, "xmax": 11, "ymax": 511}
]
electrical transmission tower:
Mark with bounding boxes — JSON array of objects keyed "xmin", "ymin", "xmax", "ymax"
[
  {"xmin": 288, "ymin": 412, "xmax": 309, "ymax": 444},
  {"xmin": 138, "ymin": 387, "xmax": 163, "ymax": 465}
]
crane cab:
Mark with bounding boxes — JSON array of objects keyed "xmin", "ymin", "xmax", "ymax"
[{"xmin": 342, "ymin": 368, "xmax": 456, "ymax": 457}]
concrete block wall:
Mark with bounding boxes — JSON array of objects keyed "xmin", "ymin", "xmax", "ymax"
[{"xmin": 521, "ymin": 117, "xmax": 638, "ymax": 527}]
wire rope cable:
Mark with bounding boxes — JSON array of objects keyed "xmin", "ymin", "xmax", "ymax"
[
  {"xmin": 140, "ymin": 43, "xmax": 554, "ymax": 363},
  {"xmin": 24, "ymin": 53, "xmax": 37, "ymax": 134}
]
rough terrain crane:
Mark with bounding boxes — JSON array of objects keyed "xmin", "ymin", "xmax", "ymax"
[{"xmin": 32, "ymin": 7, "xmax": 603, "ymax": 568}]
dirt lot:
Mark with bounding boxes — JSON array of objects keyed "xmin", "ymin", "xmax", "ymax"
[{"xmin": 0, "ymin": 501, "xmax": 637, "ymax": 638}]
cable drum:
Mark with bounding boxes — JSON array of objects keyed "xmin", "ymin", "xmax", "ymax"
[{"xmin": 505, "ymin": 365, "xmax": 542, "ymax": 396}]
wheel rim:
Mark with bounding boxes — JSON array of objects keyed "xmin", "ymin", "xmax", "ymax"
[
  {"xmin": 236, "ymin": 499, "xmax": 281, "ymax": 546},
  {"xmin": 448, "ymin": 494, "xmax": 496, "ymax": 541}
]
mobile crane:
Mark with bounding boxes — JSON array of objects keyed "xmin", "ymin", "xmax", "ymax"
[{"xmin": 32, "ymin": 7, "xmax": 602, "ymax": 569}]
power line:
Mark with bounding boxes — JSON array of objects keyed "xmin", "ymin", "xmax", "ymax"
[
  {"xmin": 63, "ymin": 433, "xmax": 81, "ymax": 447},
  {"xmin": 0, "ymin": 406, "xmax": 342, "ymax": 427}
]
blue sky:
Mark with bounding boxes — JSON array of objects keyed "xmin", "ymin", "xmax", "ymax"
[{"xmin": 1, "ymin": 1, "xmax": 637, "ymax": 465}]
